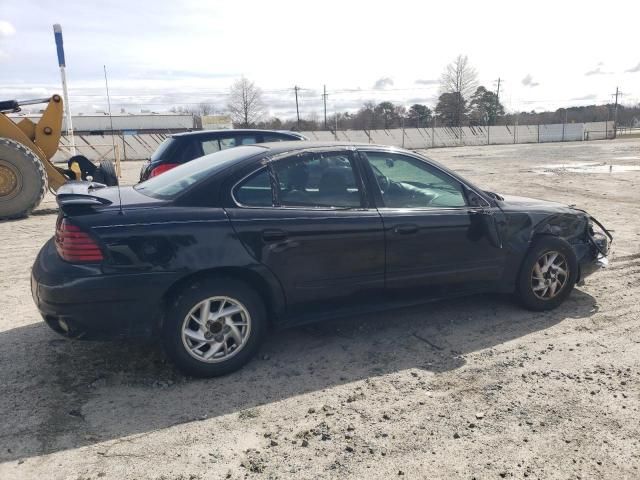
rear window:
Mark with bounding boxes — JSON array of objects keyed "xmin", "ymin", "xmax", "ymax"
[
  {"xmin": 135, "ymin": 145, "xmax": 266, "ymax": 199},
  {"xmin": 150, "ymin": 137, "xmax": 176, "ymax": 162}
]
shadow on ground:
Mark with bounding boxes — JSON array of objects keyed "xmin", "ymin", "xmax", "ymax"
[{"xmin": 0, "ymin": 290, "xmax": 597, "ymax": 463}]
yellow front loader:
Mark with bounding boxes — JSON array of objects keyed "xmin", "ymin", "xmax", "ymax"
[{"xmin": 0, "ymin": 95, "xmax": 118, "ymax": 219}]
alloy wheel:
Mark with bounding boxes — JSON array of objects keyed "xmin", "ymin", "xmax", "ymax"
[
  {"xmin": 181, "ymin": 296, "xmax": 252, "ymax": 363},
  {"xmin": 530, "ymin": 250, "xmax": 570, "ymax": 300}
]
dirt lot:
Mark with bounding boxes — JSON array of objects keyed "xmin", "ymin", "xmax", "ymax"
[{"xmin": 1, "ymin": 139, "xmax": 639, "ymax": 480}]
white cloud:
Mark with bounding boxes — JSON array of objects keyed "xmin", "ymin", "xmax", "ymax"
[
  {"xmin": 0, "ymin": 20, "xmax": 16, "ymax": 37},
  {"xmin": 626, "ymin": 62, "xmax": 640, "ymax": 73},
  {"xmin": 521, "ymin": 74, "xmax": 540, "ymax": 88},
  {"xmin": 373, "ymin": 77, "xmax": 394, "ymax": 90}
]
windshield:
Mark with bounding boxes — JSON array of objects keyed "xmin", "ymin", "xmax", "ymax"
[{"xmin": 135, "ymin": 145, "xmax": 266, "ymax": 199}]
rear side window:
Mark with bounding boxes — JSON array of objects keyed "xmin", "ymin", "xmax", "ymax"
[
  {"xmin": 234, "ymin": 168, "xmax": 273, "ymax": 206},
  {"xmin": 136, "ymin": 145, "xmax": 266, "ymax": 199},
  {"xmin": 239, "ymin": 135, "xmax": 257, "ymax": 145},
  {"xmin": 272, "ymin": 151, "xmax": 362, "ymax": 208}
]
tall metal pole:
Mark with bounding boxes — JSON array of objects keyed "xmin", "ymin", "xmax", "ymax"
[
  {"xmin": 103, "ymin": 66, "xmax": 117, "ymax": 162},
  {"xmin": 294, "ymin": 86, "xmax": 300, "ymax": 130},
  {"xmin": 53, "ymin": 24, "xmax": 76, "ymax": 154}
]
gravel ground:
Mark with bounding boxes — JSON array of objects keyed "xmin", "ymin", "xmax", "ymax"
[{"xmin": 0, "ymin": 139, "xmax": 639, "ymax": 480}]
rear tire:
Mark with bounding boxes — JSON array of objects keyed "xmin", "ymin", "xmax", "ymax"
[
  {"xmin": 97, "ymin": 159, "xmax": 118, "ymax": 186},
  {"xmin": 162, "ymin": 277, "xmax": 267, "ymax": 377},
  {"xmin": 0, "ymin": 138, "xmax": 47, "ymax": 219},
  {"xmin": 517, "ymin": 236, "xmax": 578, "ymax": 311}
]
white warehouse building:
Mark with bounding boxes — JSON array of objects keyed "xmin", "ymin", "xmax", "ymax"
[{"xmin": 9, "ymin": 113, "xmax": 197, "ymax": 134}]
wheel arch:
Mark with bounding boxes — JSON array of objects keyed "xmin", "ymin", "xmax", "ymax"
[{"xmin": 159, "ymin": 266, "xmax": 285, "ymax": 331}]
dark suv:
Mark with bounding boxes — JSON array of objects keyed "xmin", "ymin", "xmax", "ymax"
[{"xmin": 139, "ymin": 129, "xmax": 306, "ymax": 181}]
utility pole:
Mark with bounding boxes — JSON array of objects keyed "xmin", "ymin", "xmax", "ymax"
[
  {"xmin": 612, "ymin": 86, "xmax": 622, "ymax": 139},
  {"xmin": 322, "ymin": 85, "xmax": 328, "ymax": 130},
  {"xmin": 294, "ymin": 86, "xmax": 300, "ymax": 130},
  {"xmin": 494, "ymin": 77, "xmax": 501, "ymax": 127}
]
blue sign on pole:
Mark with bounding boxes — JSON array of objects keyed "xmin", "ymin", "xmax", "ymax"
[{"xmin": 53, "ymin": 24, "xmax": 65, "ymax": 67}]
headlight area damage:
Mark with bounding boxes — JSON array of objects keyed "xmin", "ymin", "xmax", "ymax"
[
  {"xmin": 533, "ymin": 208, "xmax": 613, "ymax": 286},
  {"xmin": 577, "ymin": 214, "xmax": 613, "ymax": 284}
]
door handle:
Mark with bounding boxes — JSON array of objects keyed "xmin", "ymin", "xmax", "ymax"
[
  {"xmin": 393, "ymin": 224, "xmax": 418, "ymax": 235},
  {"xmin": 262, "ymin": 229, "xmax": 288, "ymax": 242}
]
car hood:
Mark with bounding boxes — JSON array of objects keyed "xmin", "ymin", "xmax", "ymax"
[{"xmin": 496, "ymin": 194, "xmax": 574, "ymax": 213}]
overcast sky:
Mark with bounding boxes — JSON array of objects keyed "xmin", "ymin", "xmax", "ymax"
[{"xmin": 1, "ymin": 0, "xmax": 639, "ymax": 118}]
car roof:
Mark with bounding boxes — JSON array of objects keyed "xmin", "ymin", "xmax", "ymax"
[
  {"xmin": 171, "ymin": 129, "xmax": 304, "ymax": 138},
  {"xmin": 255, "ymin": 140, "xmax": 396, "ymax": 156}
]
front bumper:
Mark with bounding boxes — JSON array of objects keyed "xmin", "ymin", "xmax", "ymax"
[
  {"xmin": 575, "ymin": 230, "xmax": 611, "ymax": 285},
  {"xmin": 32, "ymin": 239, "xmax": 179, "ymax": 339}
]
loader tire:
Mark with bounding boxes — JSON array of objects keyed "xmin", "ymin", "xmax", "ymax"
[
  {"xmin": 0, "ymin": 138, "xmax": 47, "ymax": 220},
  {"xmin": 98, "ymin": 159, "xmax": 118, "ymax": 186}
]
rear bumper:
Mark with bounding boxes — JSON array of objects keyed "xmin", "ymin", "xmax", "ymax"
[{"xmin": 32, "ymin": 239, "xmax": 179, "ymax": 339}]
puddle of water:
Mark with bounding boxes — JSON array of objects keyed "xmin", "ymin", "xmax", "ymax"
[{"xmin": 536, "ymin": 162, "xmax": 640, "ymax": 174}]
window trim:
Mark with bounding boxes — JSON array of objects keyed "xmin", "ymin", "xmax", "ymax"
[
  {"xmin": 230, "ymin": 148, "xmax": 370, "ymax": 211},
  {"xmin": 358, "ymin": 149, "xmax": 491, "ymax": 209}
]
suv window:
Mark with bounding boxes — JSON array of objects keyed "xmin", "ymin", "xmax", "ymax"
[
  {"xmin": 220, "ymin": 136, "xmax": 237, "ymax": 150},
  {"xmin": 234, "ymin": 168, "xmax": 273, "ymax": 207},
  {"xmin": 272, "ymin": 151, "xmax": 362, "ymax": 208},
  {"xmin": 201, "ymin": 138, "xmax": 221, "ymax": 155},
  {"xmin": 362, "ymin": 151, "xmax": 466, "ymax": 208},
  {"xmin": 262, "ymin": 133, "xmax": 290, "ymax": 142}
]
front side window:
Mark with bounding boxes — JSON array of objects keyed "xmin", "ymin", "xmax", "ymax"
[
  {"xmin": 362, "ymin": 151, "xmax": 466, "ymax": 208},
  {"xmin": 272, "ymin": 151, "xmax": 362, "ymax": 208},
  {"xmin": 239, "ymin": 135, "xmax": 257, "ymax": 145}
]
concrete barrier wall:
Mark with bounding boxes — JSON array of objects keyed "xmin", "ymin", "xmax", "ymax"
[{"xmin": 53, "ymin": 121, "xmax": 615, "ymax": 162}]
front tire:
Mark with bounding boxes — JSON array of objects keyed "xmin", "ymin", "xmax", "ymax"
[
  {"xmin": 162, "ymin": 277, "xmax": 267, "ymax": 377},
  {"xmin": 517, "ymin": 236, "xmax": 578, "ymax": 311}
]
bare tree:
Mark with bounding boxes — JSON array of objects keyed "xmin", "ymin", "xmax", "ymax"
[
  {"xmin": 439, "ymin": 55, "xmax": 478, "ymax": 126},
  {"xmin": 194, "ymin": 102, "xmax": 216, "ymax": 116},
  {"xmin": 169, "ymin": 102, "xmax": 216, "ymax": 116},
  {"xmin": 227, "ymin": 77, "xmax": 265, "ymax": 127}
]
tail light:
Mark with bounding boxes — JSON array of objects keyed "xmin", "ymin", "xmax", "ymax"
[
  {"xmin": 149, "ymin": 163, "xmax": 179, "ymax": 178},
  {"xmin": 55, "ymin": 218, "xmax": 104, "ymax": 263}
]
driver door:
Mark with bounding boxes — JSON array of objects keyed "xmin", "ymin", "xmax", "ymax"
[{"xmin": 359, "ymin": 150, "xmax": 505, "ymax": 296}]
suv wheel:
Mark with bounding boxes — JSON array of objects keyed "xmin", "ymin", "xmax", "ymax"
[{"xmin": 162, "ymin": 277, "xmax": 266, "ymax": 377}]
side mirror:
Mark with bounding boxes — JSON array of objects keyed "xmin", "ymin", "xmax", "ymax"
[
  {"xmin": 385, "ymin": 158, "xmax": 395, "ymax": 168},
  {"xmin": 463, "ymin": 185, "xmax": 486, "ymax": 207}
]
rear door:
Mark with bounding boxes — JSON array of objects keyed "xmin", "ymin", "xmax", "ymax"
[{"xmin": 225, "ymin": 147, "xmax": 385, "ymax": 318}]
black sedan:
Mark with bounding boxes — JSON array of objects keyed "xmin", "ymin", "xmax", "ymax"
[
  {"xmin": 32, "ymin": 142, "xmax": 611, "ymax": 377},
  {"xmin": 139, "ymin": 129, "xmax": 306, "ymax": 181}
]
